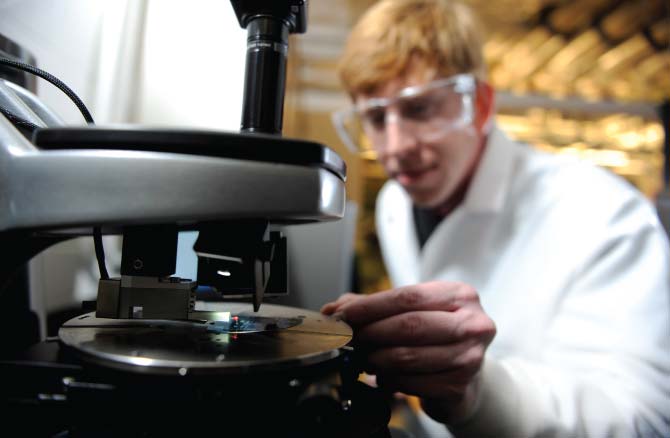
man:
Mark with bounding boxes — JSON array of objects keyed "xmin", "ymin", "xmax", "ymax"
[{"xmin": 322, "ymin": 0, "xmax": 670, "ymax": 436}]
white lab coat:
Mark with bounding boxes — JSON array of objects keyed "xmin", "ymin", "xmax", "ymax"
[{"xmin": 376, "ymin": 126, "xmax": 670, "ymax": 437}]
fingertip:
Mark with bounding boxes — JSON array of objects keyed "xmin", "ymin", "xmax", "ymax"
[{"xmin": 322, "ymin": 292, "xmax": 359, "ymax": 315}]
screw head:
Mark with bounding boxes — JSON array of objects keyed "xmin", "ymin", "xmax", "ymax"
[{"xmin": 133, "ymin": 258, "xmax": 143, "ymax": 270}]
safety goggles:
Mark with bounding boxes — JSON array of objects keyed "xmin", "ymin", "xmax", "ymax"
[{"xmin": 332, "ymin": 74, "xmax": 477, "ymax": 154}]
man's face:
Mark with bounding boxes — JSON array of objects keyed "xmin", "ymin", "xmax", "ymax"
[{"xmin": 356, "ymin": 67, "xmax": 490, "ymax": 208}]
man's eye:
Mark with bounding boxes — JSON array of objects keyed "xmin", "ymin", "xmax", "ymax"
[
  {"xmin": 363, "ymin": 109, "xmax": 386, "ymax": 130},
  {"xmin": 401, "ymin": 99, "xmax": 435, "ymax": 120}
]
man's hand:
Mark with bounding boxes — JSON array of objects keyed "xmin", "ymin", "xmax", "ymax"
[{"xmin": 321, "ymin": 281, "xmax": 496, "ymax": 424}]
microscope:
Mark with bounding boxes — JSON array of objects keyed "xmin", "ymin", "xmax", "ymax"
[{"xmin": 0, "ymin": 1, "xmax": 391, "ymax": 436}]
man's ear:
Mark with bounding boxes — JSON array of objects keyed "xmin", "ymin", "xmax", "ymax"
[{"xmin": 474, "ymin": 81, "xmax": 495, "ymax": 134}]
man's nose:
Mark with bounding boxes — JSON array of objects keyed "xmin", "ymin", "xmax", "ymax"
[{"xmin": 383, "ymin": 114, "xmax": 418, "ymax": 158}]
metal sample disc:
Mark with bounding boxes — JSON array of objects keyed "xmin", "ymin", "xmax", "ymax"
[{"xmin": 59, "ymin": 302, "xmax": 352, "ymax": 376}]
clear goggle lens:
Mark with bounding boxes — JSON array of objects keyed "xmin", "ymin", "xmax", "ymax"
[{"xmin": 332, "ymin": 74, "xmax": 476, "ymax": 155}]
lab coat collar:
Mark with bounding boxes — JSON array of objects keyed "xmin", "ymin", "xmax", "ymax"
[{"xmin": 462, "ymin": 125, "xmax": 519, "ymax": 214}]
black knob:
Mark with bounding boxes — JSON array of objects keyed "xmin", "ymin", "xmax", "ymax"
[{"xmin": 295, "ymin": 383, "xmax": 344, "ymax": 434}]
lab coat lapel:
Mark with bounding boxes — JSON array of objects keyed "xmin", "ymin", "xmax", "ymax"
[
  {"xmin": 376, "ymin": 182, "xmax": 422, "ymax": 287},
  {"xmin": 420, "ymin": 127, "xmax": 521, "ymax": 283}
]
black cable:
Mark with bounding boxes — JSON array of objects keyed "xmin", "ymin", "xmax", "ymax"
[
  {"xmin": 0, "ymin": 57, "xmax": 109, "ymax": 279},
  {"xmin": 93, "ymin": 228, "xmax": 109, "ymax": 280},
  {"xmin": 0, "ymin": 107, "xmax": 41, "ymax": 132},
  {"xmin": 0, "ymin": 57, "xmax": 94, "ymax": 124}
]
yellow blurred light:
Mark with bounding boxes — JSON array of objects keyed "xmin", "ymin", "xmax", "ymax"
[
  {"xmin": 617, "ymin": 131, "xmax": 641, "ymax": 149},
  {"xmin": 644, "ymin": 124, "xmax": 663, "ymax": 146}
]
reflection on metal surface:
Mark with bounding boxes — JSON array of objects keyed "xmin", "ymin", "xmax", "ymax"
[{"xmin": 59, "ymin": 303, "xmax": 352, "ymax": 375}]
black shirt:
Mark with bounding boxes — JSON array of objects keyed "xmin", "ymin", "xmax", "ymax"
[{"xmin": 412, "ymin": 206, "xmax": 444, "ymax": 249}]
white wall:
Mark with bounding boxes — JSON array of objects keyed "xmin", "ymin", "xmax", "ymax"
[{"xmin": 136, "ymin": 1, "xmax": 246, "ymax": 129}]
